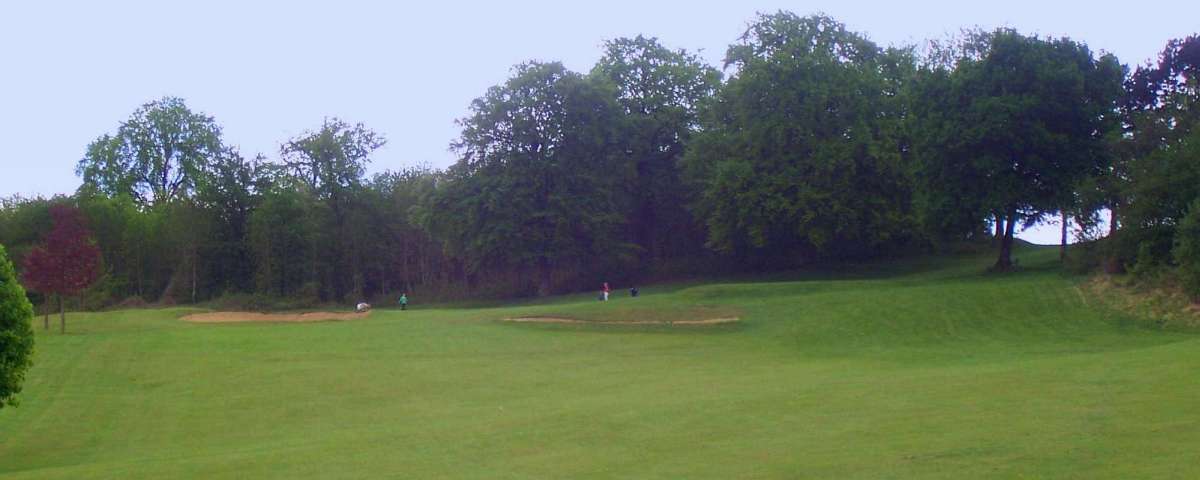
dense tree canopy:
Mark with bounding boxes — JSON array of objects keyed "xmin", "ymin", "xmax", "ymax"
[
  {"xmin": 76, "ymin": 97, "xmax": 224, "ymax": 206},
  {"xmin": 0, "ymin": 12, "xmax": 1196, "ymax": 309},
  {"xmin": 684, "ymin": 13, "xmax": 915, "ymax": 260},
  {"xmin": 280, "ymin": 119, "xmax": 387, "ymax": 301},
  {"xmin": 914, "ymin": 30, "xmax": 1124, "ymax": 269},
  {"xmin": 420, "ymin": 62, "xmax": 625, "ymax": 296},
  {"xmin": 1119, "ymin": 36, "xmax": 1200, "ymax": 233},
  {"xmin": 591, "ymin": 36, "xmax": 722, "ymax": 263}
]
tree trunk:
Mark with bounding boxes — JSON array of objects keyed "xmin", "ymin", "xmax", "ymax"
[
  {"xmin": 58, "ymin": 294, "xmax": 65, "ymax": 334},
  {"xmin": 994, "ymin": 214, "xmax": 1004, "ymax": 244},
  {"xmin": 1102, "ymin": 206, "xmax": 1125, "ymax": 274},
  {"xmin": 191, "ymin": 246, "xmax": 197, "ymax": 304},
  {"xmin": 1060, "ymin": 211, "xmax": 1069, "ymax": 261},
  {"xmin": 536, "ymin": 257, "xmax": 552, "ymax": 297},
  {"xmin": 43, "ymin": 300, "xmax": 50, "ymax": 331},
  {"xmin": 994, "ymin": 210, "xmax": 1017, "ymax": 271},
  {"xmin": 135, "ymin": 237, "xmax": 143, "ymax": 298}
]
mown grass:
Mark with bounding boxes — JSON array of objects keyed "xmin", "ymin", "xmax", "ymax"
[{"xmin": 1, "ymin": 246, "xmax": 1198, "ymax": 478}]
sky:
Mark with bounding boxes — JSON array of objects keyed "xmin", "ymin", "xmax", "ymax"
[{"xmin": 1, "ymin": 0, "xmax": 1196, "ymax": 244}]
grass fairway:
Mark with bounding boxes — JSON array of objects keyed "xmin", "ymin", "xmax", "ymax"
[{"xmin": 2, "ymin": 247, "xmax": 1198, "ymax": 478}]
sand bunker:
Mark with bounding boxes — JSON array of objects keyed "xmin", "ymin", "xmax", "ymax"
[
  {"xmin": 503, "ymin": 316, "xmax": 739, "ymax": 326},
  {"xmin": 181, "ymin": 311, "xmax": 370, "ymax": 323}
]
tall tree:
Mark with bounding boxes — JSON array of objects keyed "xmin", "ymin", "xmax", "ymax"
[
  {"xmin": 281, "ymin": 118, "xmax": 385, "ymax": 301},
  {"xmin": 76, "ymin": 97, "xmax": 224, "ymax": 206},
  {"xmin": 248, "ymin": 177, "xmax": 319, "ymax": 298},
  {"xmin": 20, "ymin": 205, "xmax": 102, "ymax": 333},
  {"xmin": 684, "ymin": 13, "xmax": 915, "ymax": 260},
  {"xmin": 591, "ymin": 36, "xmax": 721, "ymax": 263},
  {"xmin": 424, "ymin": 61, "xmax": 625, "ymax": 296},
  {"xmin": 0, "ymin": 244, "xmax": 35, "ymax": 409},
  {"xmin": 915, "ymin": 30, "xmax": 1123, "ymax": 270},
  {"xmin": 360, "ymin": 167, "xmax": 445, "ymax": 297},
  {"xmin": 195, "ymin": 149, "xmax": 267, "ymax": 295},
  {"xmin": 1114, "ymin": 35, "xmax": 1200, "ymax": 251},
  {"xmin": 910, "ymin": 61, "xmax": 992, "ymax": 242}
]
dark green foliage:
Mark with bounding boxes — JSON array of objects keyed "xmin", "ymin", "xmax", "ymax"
[
  {"xmin": 1122, "ymin": 128, "xmax": 1200, "ymax": 231},
  {"xmin": 248, "ymin": 179, "xmax": 319, "ymax": 298},
  {"xmin": 0, "ymin": 197, "xmax": 59, "ymax": 303},
  {"xmin": 913, "ymin": 29, "xmax": 1124, "ymax": 270},
  {"xmin": 359, "ymin": 168, "xmax": 451, "ymax": 297},
  {"xmin": 3, "ymin": 13, "xmax": 1197, "ymax": 308},
  {"xmin": 684, "ymin": 13, "xmax": 915, "ymax": 260},
  {"xmin": 421, "ymin": 62, "xmax": 627, "ymax": 296},
  {"xmin": 1105, "ymin": 36, "xmax": 1200, "ymax": 278},
  {"xmin": 0, "ymin": 244, "xmax": 35, "ymax": 409},
  {"xmin": 1174, "ymin": 200, "xmax": 1200, "ymax": 299},
  {"xmin": 195, "ymin": 151, "xmax": 267, "ymax": 295},
  {"xmin": 280, "ymin": 119, "xmax": 386, "ymax": 301},
  {"xmin": 910, "ymin": 63, "xmax": 990, "ymax": 241},
  {"xmin": 591, "ymin": 36, "xmax": 721, "ymax": 264}
]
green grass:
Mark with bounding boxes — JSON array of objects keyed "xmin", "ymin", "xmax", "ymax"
[{"xmin": 2, "ymin": 247, "xmax": 1199, "ymax": 478}]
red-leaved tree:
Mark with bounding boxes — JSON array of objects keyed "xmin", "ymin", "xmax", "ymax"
[{"xmin": 22, "ymin": 205, "xmax": 101, "ymax": 333}]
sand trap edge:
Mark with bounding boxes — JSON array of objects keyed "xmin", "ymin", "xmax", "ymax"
[
  {"xmin": 502, "ymin": 316, "xmax": 739, "ymax": 326},
  {"xmin": 181, "ymin": 311, "xmax": 371, "ymax": 324}
]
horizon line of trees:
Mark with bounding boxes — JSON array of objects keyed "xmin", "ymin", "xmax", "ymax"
[{"xmin": 2, "ymin": 12, "xmax": 1199, "ymax": 311}]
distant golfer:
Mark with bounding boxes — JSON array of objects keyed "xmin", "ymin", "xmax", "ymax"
[
  {"xmin": 630, "ymin": 287, "xmax": 639, "ymax": 298},
  {"xmin": 399, "ymin": 293, "xmax": 408, "ymax": 311},
  {"xmin": 602, "ymin": 282, "xmax": 611, "ymax": 301}
]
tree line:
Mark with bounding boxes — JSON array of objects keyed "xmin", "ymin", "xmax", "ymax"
[{"xmin": 2, "ymin": 12, "xmax": 1199, "ymax": 312}]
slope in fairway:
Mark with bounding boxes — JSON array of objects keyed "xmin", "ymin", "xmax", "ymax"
[{"xmin": 1, "ymin": 247, "xmax": 1198, "ymax": 478}]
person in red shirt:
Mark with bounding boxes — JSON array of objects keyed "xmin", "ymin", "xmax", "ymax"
[{"xmin": 602, "ymin": 282, "xmax": 611, "ymax": 301}]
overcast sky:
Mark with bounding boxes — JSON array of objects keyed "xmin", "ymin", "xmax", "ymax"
[{"xmin": 2, "ymin": 0, "xmax": 1196, "ymax": 243}]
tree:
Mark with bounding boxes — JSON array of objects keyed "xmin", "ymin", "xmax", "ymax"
[
  {"xmin": 249, "ymin": 177, "xmax": 319, "ymax": 298},
  {"xmin": 76, "ymin": 97, "xmax": 224, "ymax": 206},
  {"xmin": 1109, "ymin": 35, "xmax": 1200, "ymax": 266},
  {"xmin": 21, "ymin": 205, "xmax": 102, "ymax": 333},
  {"xmin": 1123, "ymin": 34, "xmax": 1200, "ymax": 146},
  {"xmin": 280, "ymin": 118, "xmax": 385, "ymax": 301},
  {"xmin": 0, "ymin": 196, "xmax": 57, "ymax": 287},
  {"xmin": 195, "ymin": 150, "xmax": 267, "ymax": 295},
  {"xmin": 910, "ymin": 61, "xmax": 992, "ymax": 243},
  {"xmin": 591, "ymin": 36, "xmax": 721, "ymax": 263},
  {"xmin": 425, "ymin": 61, "xmax": 625, "ymax": 296},
  {"xmin": 915, "ymin": 30, "xmax": 1123, "ymax": 270},
  {"xmin": 684, "ymin": 13, "xmax": 915, "ymax": 261},
  {"xmin": 358, "ymin": 167, "xmax": 445, "ymax": 297},
  {"xmin": 0, "ymin": 244, "xmax": 35, "ymax": 409}
]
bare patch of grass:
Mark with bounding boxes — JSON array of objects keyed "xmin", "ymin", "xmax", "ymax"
[{"xmin": 1081, "ymin": 275, "xmax": 1200, "ymax": 329}]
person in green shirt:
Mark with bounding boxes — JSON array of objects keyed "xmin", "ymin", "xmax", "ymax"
[{"xmin": 398, "ymin": 293, "xmax": 408, "ymax": 311}]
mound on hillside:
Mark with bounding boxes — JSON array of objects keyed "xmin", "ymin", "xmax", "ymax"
[
  {"xmin": 502, "ymin": 304, "xmax": 743, "ymax": 326},
  {"xmin": 181, "ymin": 311, "xmax": 370, "ymax": 323}
]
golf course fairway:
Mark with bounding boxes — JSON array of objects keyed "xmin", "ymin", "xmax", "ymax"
[{"xmin": 1, "ymin": 246, "xmax": 1197, "ymax": 478}]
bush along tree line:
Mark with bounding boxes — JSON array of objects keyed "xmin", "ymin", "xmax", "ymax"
[
  {"xmin": 2, "ymin": 13, "xmax": 1199, "ymax": 310},
  {"xmin": 0, "ymin": 244, "xmax": 35, "ymax": 409}
]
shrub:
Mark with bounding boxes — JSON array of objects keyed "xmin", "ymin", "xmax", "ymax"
[
  {"xmin": 1173, "ymin": 199, "xmax": 1200, "ymax": 301},
  {"xmin": 0, "ymin": 244, "xmax": 35, "ymax": 408},
  {"xmin": 1121, "ymin": 225, "xmax": 1175, "ymax": 276}
]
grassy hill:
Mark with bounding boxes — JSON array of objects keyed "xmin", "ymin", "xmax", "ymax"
[{"xmin": 1, "ymin": 246, "xmax": 1197, "ymax": 478}]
